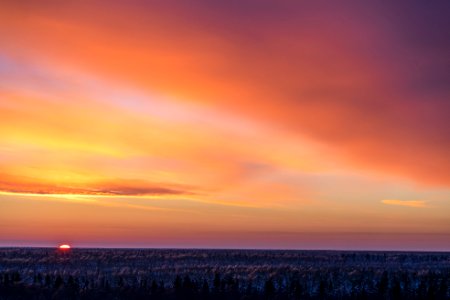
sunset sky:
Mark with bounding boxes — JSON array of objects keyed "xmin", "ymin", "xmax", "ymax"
[{"xmin": 0, "ymin": 1, "xmax": 449, "ymax": 250}]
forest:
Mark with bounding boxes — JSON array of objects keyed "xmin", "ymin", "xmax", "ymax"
[{"xmin": 0, "ymin": 248, "xmax": 448, "ymax": 299}]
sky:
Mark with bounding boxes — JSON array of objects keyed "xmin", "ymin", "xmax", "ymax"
[{"xmin": 0, "ymin": 0, "xmax": 449, "ymax": 251}]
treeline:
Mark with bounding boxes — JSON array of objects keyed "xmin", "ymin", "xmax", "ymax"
[
  {"xmin": 0, "ymin": 271, "xmax": 448, "ymax": 300},
  {"xmin": 0, "ymin": 249, "xmax": 449, "ymax": 299}
]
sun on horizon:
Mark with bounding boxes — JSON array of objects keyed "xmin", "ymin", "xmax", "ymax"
[{"xmin": 58, "ymin": 244, "xmax": 71, "ymax": 250}]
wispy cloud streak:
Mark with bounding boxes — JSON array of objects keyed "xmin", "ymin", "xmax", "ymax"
[{"xmin": 381, "ymin": 199, "xmax": 428, "ymax": 208}]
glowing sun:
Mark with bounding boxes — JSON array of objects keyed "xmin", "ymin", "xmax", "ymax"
[{"xmin": 58, "ymin": 244, "xmax": 71, "ymax": 250}]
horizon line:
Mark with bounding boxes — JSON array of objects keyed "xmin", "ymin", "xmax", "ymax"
[{"xmin": 0, "ymin": 245, "xmax": 448, "ymax": 253}]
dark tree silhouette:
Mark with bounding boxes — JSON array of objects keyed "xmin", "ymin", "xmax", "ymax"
[{"xmin": 264, "ymin": 278, "xmax": 275, "ymax": 299}]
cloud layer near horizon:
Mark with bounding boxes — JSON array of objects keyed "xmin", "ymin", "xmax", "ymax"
[{"xmin": 0, "ymin": 173, "xmax": 190, "ymax": 196}]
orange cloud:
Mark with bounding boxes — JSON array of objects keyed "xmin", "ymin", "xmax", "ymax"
[
  {"xmin": 1, "ymin": 1, "xmax": 448, "ymax": 186},
  {"xmin": 0, "ymin": 173, "xmax": 192, "ymax": 196},
  {"xmin": 381, "ymin": 199, "xmax": 428, "ymax": 208}
]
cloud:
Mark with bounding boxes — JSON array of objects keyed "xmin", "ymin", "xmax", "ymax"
[
  {"xmin": 1, "ymin": 1, "xmax": 448, "ymax": 185},
  {"xmin": 381, "ymin": 199, "xmax": 428, "ymax": 208},
  {"xmin": 0, "ymin": 174, "xmax": 191, "ymax": 197}
]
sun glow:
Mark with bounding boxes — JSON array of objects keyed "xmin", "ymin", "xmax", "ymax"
[{"xmin": 58, "ymin": 244, "xmax": 71, "ymax": 250}]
